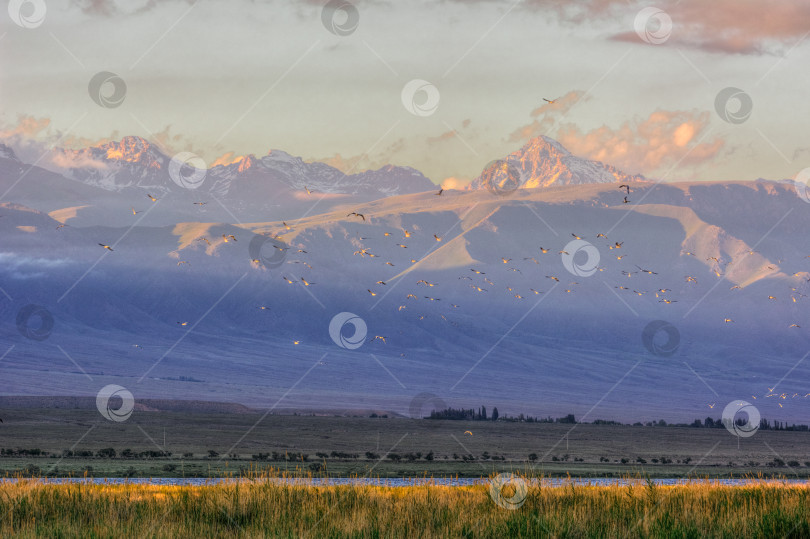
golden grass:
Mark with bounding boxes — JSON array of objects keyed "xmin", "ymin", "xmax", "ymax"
[{"xmin": 1, "ymin": 473, "xmax": 808, "ymax": 538}]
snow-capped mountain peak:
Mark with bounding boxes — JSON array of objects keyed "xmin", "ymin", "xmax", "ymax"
[{"xmin": 470, "ymin": 136, "xmax": 646, "ymax": 191}]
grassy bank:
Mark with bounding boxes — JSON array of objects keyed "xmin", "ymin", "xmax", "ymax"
[{"xmin": 1, "ymin": 476, "xmax": 809, "ymax": 537}]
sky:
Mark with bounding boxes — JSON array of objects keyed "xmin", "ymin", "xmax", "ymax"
[{"xmin": 1, "ymin": 0, "xmax": 809, "ymax": 187}]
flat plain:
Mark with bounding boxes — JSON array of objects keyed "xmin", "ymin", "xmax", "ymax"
[{"xmin": 1, "ymin": 407, "xmax": 809, "ymax": 478}]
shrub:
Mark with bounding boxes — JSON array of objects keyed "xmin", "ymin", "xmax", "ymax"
[{"xmin": 96, "ymin": 448, "xmax": 116, "ymax": 459}]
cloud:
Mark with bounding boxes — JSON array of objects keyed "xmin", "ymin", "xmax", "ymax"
[
  {"xmin": 49, "ymin": 151, "xmax": 110, "ymax": 171},
  {"xmin": 522, "ymin": 0, "xmax": 810, "ymax": 55},
  {"xmin": 440, "ymin": 176, "xmax": 470, "ymax": 190},
  {"xmin": 0, "ymin": 252, "xmax": 73, "ymax": 269},
  {"xmin": 69, "ymin": 0, "xmax": 192, "ymax": 17},
  {"xmin": 427, "ymin": 119, "xmax": 473, "ymax": 144},
  {"xmin": 312, "ymin": 137, "xmax": 407, "ymax": 174},
  {"xmin": 210, "ymin": 152, "xmax": 245, "ymax": 168},
  {"xmin": 507, "ymin": 91, "xmax": 587, "ymax": 143},
  {"xmin": 0, "ymin": 115, "xmax": 50, "ymax": 139},
  {"xmin": 554, "ymin": 109, "xmax": 725, "ymax": 176}
]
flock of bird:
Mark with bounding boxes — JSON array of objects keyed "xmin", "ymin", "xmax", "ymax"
[{"xmin": 54, "ymin": 182, "xmax": 809, "ymax": 411}]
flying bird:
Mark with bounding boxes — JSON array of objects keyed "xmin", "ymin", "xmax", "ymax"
[
  {"xmin": 619, "ymin": 184, "xmax": 630, "ymax": 194},
  {"xmin": 347, "ymin": 212, "xmax": 365, "ymax": 221},
  {"xmin": 542, "ymin": 98, "xmax": 556, "ymax": 104},
  {"xmin": 55, "ymin": 224, "xmax": 67, "ymax": 230},
  {"xmin": 98, "ymin": 243, "xmax": 114, "ymax": 251},
  {"xmin": 434, "ymin": 234, "xmax": 442, "ymax": 242},
  {"xmin": 464, "ymin": 430, "xmax": 473, "ymax": 435},
  {"xmin": 193, "ymin": 202, "xmax": 206, "ymax": 206},
  {"xmin": 147, "ymin": 193, "xmax": 157, "ymax": 202},
  {"xmin": 435, "ymin": 188, "xmax": 443, "ymax": 196},
  {"xmin": 131, "ymin": 207, "xmax": 142, "ymax": 215}
]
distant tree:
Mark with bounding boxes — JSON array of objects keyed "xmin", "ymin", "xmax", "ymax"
[
  {"xmin": 491, "ymin": 407, "xmax": 499, "ymax": 421},
  {"xmin": 96, "ymin": 447, "xmax": 116, "ymax": 459},
  {"xmin": 207, "ymin": 450, "xmax": 219, "ymax": 458},
  {"xmin": 481, "ymin": 406, "xmax": 487, "ymax": 420},
  {"xmin": 528, "ymin": 453, "xmax": 538, "ymax": 462}
]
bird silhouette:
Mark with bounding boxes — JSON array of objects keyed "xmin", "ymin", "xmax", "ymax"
[
  {"xmin": 147, "ymin": 193, "xmax": 157, "ymax": 202},
  {"xmin": 347, "ymin": 212, "xmax": 365, "ymax": 221},
  {"xmin": 98, "ymin": 243, "xmax": 114, "ymax": 251}
]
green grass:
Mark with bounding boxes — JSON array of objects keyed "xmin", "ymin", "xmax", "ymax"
[{"xmin": 1, "ymin": 475, "xmax": 809, "ymax": 537}]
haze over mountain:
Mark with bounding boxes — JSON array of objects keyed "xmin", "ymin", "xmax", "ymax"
[{"xmin": 2, "ymin": 135, "xmax": 809, "ymax": 424}]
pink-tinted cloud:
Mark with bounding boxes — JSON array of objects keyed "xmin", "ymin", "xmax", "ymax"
[
  {"xmin": 210, "ymin": 152, "xmax": 244, "ymax": 168},
  {"xmin": 527, "ymin": 0, "xmax": 810, "ymax": 55},
  {"xmin": 440, "ymin": 176, "xmax": 470, "ymax": 190},
  {"xmin": 507, "ymin": 91, "xmax": 587, "ymax": 143},
  {"xmin": 0, "ymin": 115, "xmax": 50, "ymax": 138},
  {"xmin": 555, "ymin": 109, "xmax": 725, "ymax": 176}
]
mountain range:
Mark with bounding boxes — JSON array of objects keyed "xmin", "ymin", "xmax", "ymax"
[{"xmin": 1, "ymin": 134, "xmax": 809, "ymax": 424}]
